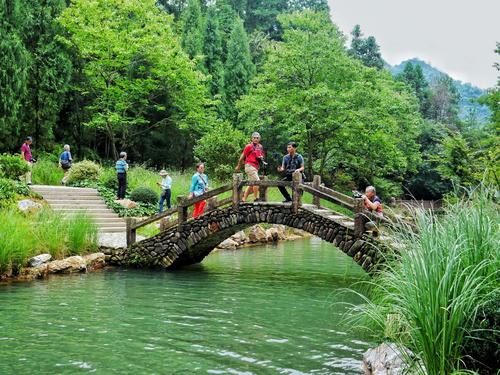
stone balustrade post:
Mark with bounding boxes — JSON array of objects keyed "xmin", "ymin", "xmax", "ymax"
[
  {"xmin": 312, "ymin": 175, "xmax": 321, "ymax": 208},
  {"xmin": 207, "ymin": 196, "xmax": 218, "ymax": 211},
  {"xmin": 177, "ymin": 195, "xmax": 188, "ymax": 231},
  {"xmin": 126, "ymin": 217, "xmax": 137, "ymax": 246},
  {"xmin": 232, "ymin": 173, "xmax": 243, "ymax": 209},
  {"xmin": 354, "ymin": 198, "xmax": 365, "ymax": 237},
  {"xmin": 291, "ymin": 172, "xmax": 302, "ymax": 214}
]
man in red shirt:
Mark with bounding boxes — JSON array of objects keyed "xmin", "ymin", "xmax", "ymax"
[
  {"xmin": 235, "ymin": 132, "xmax": 264, "ymax": 202},
  {"xmin": 21, "ymin": 136, "xmax": 33, "ymax": 185}
]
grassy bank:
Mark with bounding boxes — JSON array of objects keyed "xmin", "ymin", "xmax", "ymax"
[
  {"xmin": 352, "ymin": 187, "xmax": 499, "ymax": 374},
  {"xmin": 0, "ymin": 208, "xmax": 98, "ymax": 275}
]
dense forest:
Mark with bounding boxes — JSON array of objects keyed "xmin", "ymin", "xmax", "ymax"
[{"xmin": 0, "ymin": 0, "xmax": 498, "ymax": 199}]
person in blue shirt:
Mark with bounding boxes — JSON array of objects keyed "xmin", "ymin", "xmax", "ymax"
[
  {"xmin": 116, "ymin": 152, "xmax": 129, "ymax": 199},
  {"xmin": 59, "ymin": 144, "xmax": 73, "ymax": 185},
  {"xmin": 157, "ymin": 169, "xmax": 172, "ymax": 212},
  {"xmin": 189, "ymin": 162, "xmax": 208, "ymax": 218},
  {"xmin": 277, "ymin": 142, "xmax": 304, "ymax": 203}
]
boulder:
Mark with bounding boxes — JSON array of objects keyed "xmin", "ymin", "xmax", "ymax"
[
  {"xmin": 275, "ymin": 225, "xmax": 287, "ymax": 240},
  {"xmin": 27, "ymin": 253, "xmax": 52, "ymax": 267},
  {"xmin": 217, "ymin": 238, "xmax": 238, "ymax": 250},
  {"xmin": 115, "ymin": 199, "xmax": 137, "ymax": 209},
  {"xmin": 83, "ymin": 253, "xmax": 106, "ymax": 271},
  {"xmin": 17, "ymin": 199, "xmax": 42, "ymax": 213},
  {"xmin": 266, "ymin": 227, "xmax": 279, "ymax": 242},
  {"xmin": 362, "ymin": 342, "xmax": 419, "ymax": 375},
  {"xmin": 231, "ymin": 231, "xmax": 248, "ymax": 244},
  {"xmin": 248, "ymin": 225, "xmax": 267, "ymax": 243},
  {"xmin": 47, "ymin": 256, "xmax": 86, "ymax": 274}
]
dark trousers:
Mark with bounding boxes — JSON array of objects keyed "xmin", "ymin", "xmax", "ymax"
[
  {"xmin": 159, "ymin": 189, "xmax": 171, "ymax": 212},
  {"xmin": 117, "ymin": 173, "xmax": 127, "ymax": 199},
  {"xmin": 278, "ymin": 174, "xmax": 293, "ymax": 202}
]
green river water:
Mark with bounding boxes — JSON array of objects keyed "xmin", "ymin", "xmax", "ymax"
[{"xmin": 0, "ymin": 237, "xmax": 372, "ymax": 374}]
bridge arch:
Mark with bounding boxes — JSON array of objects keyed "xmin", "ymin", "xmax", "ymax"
[{"xmin": 121, "ymin": 203, "xmax": 387, "ymax": 273}]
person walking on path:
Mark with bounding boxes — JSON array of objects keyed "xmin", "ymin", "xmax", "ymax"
[
  {"xmin": 189, "ymin": 162, "xmax": 208, "ymax": 218},
  {"xmin": 21, "ymin": 136, "xmax": 33, "ymax": 185},
  {"xmin": 157, "ymin": 170, "xmax": 172, "ymax": 212},
  {"xmin": 235, "ymin": 132, "xmax": 265, "ymax": 202},
  {"xmin": 59, "ymin": 144, "xmax": 73, "ymax": 185},
  {"xmin": 277, "ymin": 142, "xmax": 304, "ymax": 203},
  {"xmin": 116, "ymin": 152, "xmax": 129, "ymax": 199}
]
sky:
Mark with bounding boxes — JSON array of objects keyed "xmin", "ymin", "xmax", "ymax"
[{"xmin": 327, "ymin": 0, "xmax": 500, "ymax": 89}]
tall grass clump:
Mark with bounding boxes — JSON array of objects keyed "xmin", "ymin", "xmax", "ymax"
[
  {"xmin": 351, "ymin": 186, "xmax": 499, "ymax": 375},
  {"xmin": 67, "ymin": 213, "xmax": 98, "ymax": 255},
  {"xmin": 32, "ymin": 158, "xmax": 64, "ymax": 185},
  {"xmin": 0, "ymin": 210, "xmax": 34, "ymax": 274},
  {"xmin": 33, "ymin": 208, "xmax": 69, "ymax": 258}
]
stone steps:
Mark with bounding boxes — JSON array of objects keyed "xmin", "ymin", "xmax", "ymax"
[{"xmin": 30, "ymin": 185, "xmax": 125, "ymax": 234}]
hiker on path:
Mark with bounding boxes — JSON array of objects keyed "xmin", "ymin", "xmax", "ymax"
[
  {"xmin": 277, "ymin": 142, "xmax": 304, "ymax": 203},
  {"xmin": 235, "ymin": 132, "xmax": 265, "ymax": 202},
  {"xmin": 157, "ymin": 169, "xmax": 172, "ymax": 212},
  {"xmin": 59, "ymin": 144, "xmax": 73, "ymax": 185},
  {"xmin": 21, "ymin": 136, "xmax": 33, "ymax": 185},
  {"xmin": 116, "ymin": 152, "xmax": 129, "ymax": 199},
  {"xmin": 189, "ymin": 162, "xmax": 208, "ymax": 218}
]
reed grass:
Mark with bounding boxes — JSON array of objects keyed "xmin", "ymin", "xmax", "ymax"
[
  {"xmin": 0, "ymin": 210, "xmax": 34, "ymax": 274},
  {"xmin": 32, "ymin": 158, "xmax": 64, "ymax": 185},
  {"xmin": 67, "ymin": 213, "xmax": 98, "ymax": 255},
  {"xmin": 350, "ymin": 186, "xmax": 499, "ymax": 374}
]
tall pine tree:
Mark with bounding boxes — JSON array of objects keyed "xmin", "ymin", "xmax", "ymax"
[
  {"xmin": 203, "ymin": 6, "xmax": 224, "ymax": 97},
  {"xmin": 223, "ymin": 17, "xmax": 254, "ymax": 121},
  {"xmin": 22, "ymin": 0, "xmax": 72, "ymax": 148},
  {"xmin": 0, "ymin": 0, "xmax": 29, "ymax": 150},
  {"xmin": 181, "ymin": 0, "xmax": 204, "ymax": 60},
  {"xmin": 349, "ymin": 25, "xmax": 384, "ymax": 70}
]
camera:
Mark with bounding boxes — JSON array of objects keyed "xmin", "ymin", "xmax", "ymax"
[{"xmin": 352, "ymin": 190, "xmax": 363, "ymax": 199}]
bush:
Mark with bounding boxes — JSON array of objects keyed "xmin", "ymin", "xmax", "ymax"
[
  {"xmin": 130, "ymin": 186, "xmax": 158, "ymax": 205},
  {"xmin": 32, "ymin": 158, "xmax": 63, "ymax": 185},
  {"xmin": 194, "ymin": 121, "xmax": 246, "ymax": 180},
  {"xmin": 0, "ymin": 154, "xmax": 29, "ymax": 180},
  {"xmin": 69, "ymin": 160, "xmax": 102, "ymax": 183},
  {"xmin": 0, "ymin": 178, "xmax": 16, "ymax": 206},
  {"xmin": 100, "ymin": 168, "xmax": 117, "ymax": 189}
]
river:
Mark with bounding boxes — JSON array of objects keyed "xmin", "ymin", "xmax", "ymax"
[{"xmin": 0, "ymin": 237, "xmax": 372, "ymax": 374}]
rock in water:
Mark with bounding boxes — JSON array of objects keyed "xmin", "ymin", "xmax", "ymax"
[
  {"xmin": 362, "ymin": 342, "xmax": 419, "ymax": 375},
  {"xmin": 27, "ymin": 254, "xmax": 52, "ymax": 267},
  {"xmin": 217, "ymin": 238, "xmax": 239, "ymax": 250},
  {"xmin": 248, "ymin": 225, "xmax": 267, "ymax": 243},
  {"xmin": 48, "ymin": 256, "xmax": 86, "ymax": 273}
]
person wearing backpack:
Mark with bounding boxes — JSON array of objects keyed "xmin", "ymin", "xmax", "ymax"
[
  {"xmin": 189, "ymin": 162, "xmax": 209, "ymax": 218},
  {"xmin": 235, "ymin": 132, "xmax": 266, "ymax": 202},
  {"xmin": 116, "ymin": 152, "xmax": 129, "ymax": 199},
  {"xmin": 59, "ymin": 144, "xmax": 73, "ymax": 185},
  {"xmin": 277, "ymin": 142, "xmax": 305, "ymax": 203}
]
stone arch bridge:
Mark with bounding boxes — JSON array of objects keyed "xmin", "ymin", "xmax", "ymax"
[{"xmin": 112, "ymin": 174, "xmax": 393, "ymax": 273}]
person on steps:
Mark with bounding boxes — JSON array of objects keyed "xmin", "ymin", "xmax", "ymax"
[
  {"xmin": 157, "ymin": 169, "xmax": 172, "ymax": 212},
  {"xmin": 59, "ymin": 144, "xmax": 73, "ymax": 185},
  {"xmin": 277, "ymin": 142, "xmax": 304, "ymax": 203},
  {"xmin": 235, "ymin": 132, "xmax": 265, "ymax": 202},
  {"xmin": 21, "ymin": 136, "xmax": 34, "ymax": 185},
  {"xmin": 189, "ymin": 162, "xmax": 208, "ymax": 218},
  {"xmin": 116, "ymin": 152, "xmax": 129, "ymax": 200}
]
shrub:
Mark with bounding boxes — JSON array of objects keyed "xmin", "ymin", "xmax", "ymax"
[
  {"xmin": 69, "ymin": 160, "xmax": 102, "ymax": 183},
  {"xmin": 130, "ymin": 186, "xmax": 158, "ymax": 205},
  {"xmin": 194, "ymin": 121, "xmax": 246, "ymax": 180},
  {"xmin": 0, "ymin": 178, "xmax": 16, "ymax": 206},
  {"xmin": 0, "ymin": 154, "xmax": 29, "ymax": 180},
  {"xmin": 100, "ymin": 168, "xmax": 117, "ymax": 189}
]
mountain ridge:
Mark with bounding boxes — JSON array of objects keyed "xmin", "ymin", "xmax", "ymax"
[{"xmin": 388, "ymin": 58, "xmax": 491, "ymax": 124}]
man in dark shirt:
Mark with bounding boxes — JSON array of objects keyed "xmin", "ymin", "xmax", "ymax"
[{"xmin": 277, "ymin": 142, "xmax": 304, "ymax": 203}]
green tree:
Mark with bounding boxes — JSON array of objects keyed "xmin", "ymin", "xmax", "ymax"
[
  {"xmin": 203, "ymin": 6, "xmax": 224, "ymax": 97},
  {"xmin": 22, "ymin": 0, "xmax": 72, "ymax": 149},
  {"xmin": 59, "ymin": 0, "xmax": 212, "ymax": 159},
  {"xmin": 397, "ymin": 62, "xmax": 432, "ymax": 117},
  {"xmin": 238, "ymin": 11, "xmax": 421, "ymax": 191},
  {"xmin": 223, "ymin": 17, "xmax": 255, "ymax": 121},
  {"xmin": 428, "ymin": 76, "xmax": 461, "ymax": 124},
  {"xmin": 245, "ymin": 0, "xmax": 288, "ymax": 39},
  {"xmin": 349, "ymin": 24, "xmax": 384, "ymax": 70},
  {"xmin": 194, "ymin": 121, "xmax": 246, "ymax": 180},
  {"xmin": 215, "ymin": 0, "xmax": 238, "ymax": 63},
  {"xmin": 0, "ymin": 0, "xmax": 29, "ymax": 150},
  {"xmin": 156, "ymin": 0, "xmax": 188, "ymax": 20},
  {"xmin": 181, "ymin": 0, "xmax": 204, "ymax": 60},
  {"xmin": 288, "ymin": 0, "xmax": 330, "ymax": 12}
]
